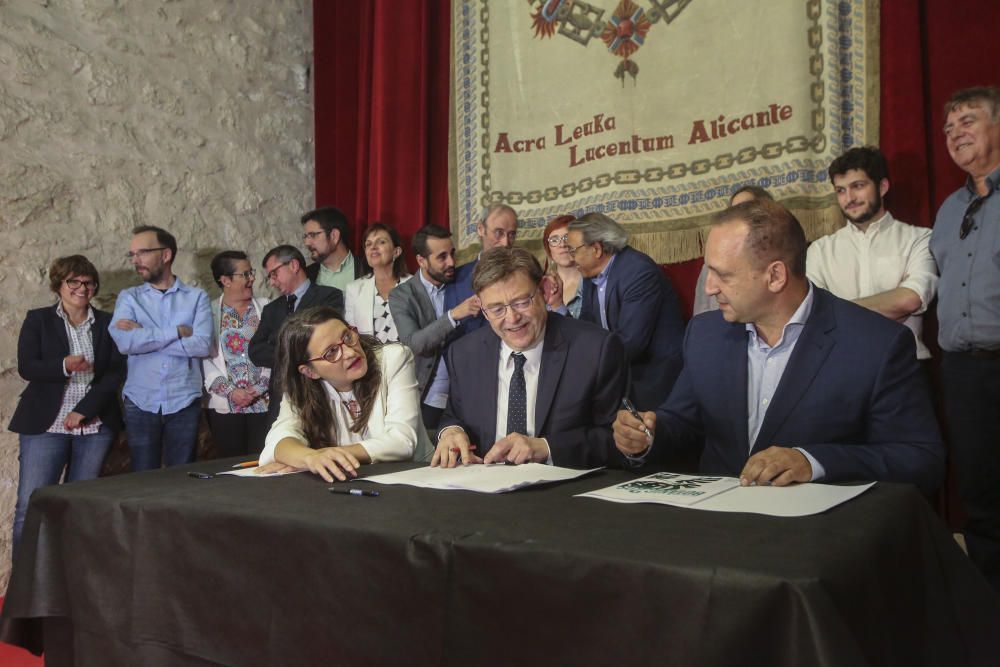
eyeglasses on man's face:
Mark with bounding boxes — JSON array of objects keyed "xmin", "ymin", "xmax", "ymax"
[
  {"xmin": 65, "ymin": 278, "xmax": 98, "ymax": 291},
  {"xmin": 547, "ymin": 234, "xmax": 569, "ymax": 247},
  {"xmin": 566, "ymin": 243, "xmax": 590, "ymax": 256},
  {"xmin": 305, "ymin": 327, "xmax": 360, "ymax": 365},
  {"xmin": 481, "ymin": 289, "xmax": 538, "ymax": 320},
  {"xmin": 302, "ymin": 230, "xmax": 326, "ymax": 243},
  {"xmin": 228, "ymin": 270, "xmax": 256, "ymax": 281},
  {"xmin": 126, "ymin": 247, "xmax": 166, "ymax": 260},
  {"xmin": 266, "ymin": 262, "xmax": 290, "ymax": 281}
]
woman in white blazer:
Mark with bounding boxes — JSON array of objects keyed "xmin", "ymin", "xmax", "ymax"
[
  {"xmin": 260, "ymin": 306, "xmax": 432, "ymax": 480},
  {"xmin": 203, "ymin": 251, "xmax": 271, "ymax": 457},
  {"xmin": 344, "ymin": 222, "xmax": 411, "ymax": 342}
]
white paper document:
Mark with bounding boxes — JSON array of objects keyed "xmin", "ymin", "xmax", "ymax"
[
  {"xmin": 358, "ymin": 463, "xmax": 600, "ymax": 494},
  {"xmin": 216, "ymin": 468, "xmax": 306, "ymax": 478},
  {"xmin": 577, "ymin": 472, "xmax": 875, "ymax": 517}
]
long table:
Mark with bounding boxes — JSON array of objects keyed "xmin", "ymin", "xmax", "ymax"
[{"xmin": 2, "ymin": 461, "xmax": 998, "ymax": 666}]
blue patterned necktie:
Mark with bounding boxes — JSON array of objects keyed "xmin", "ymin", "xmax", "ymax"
[
  {"xmin": 286, "ymin": 293, "xmax": 297, "ymax": 314},
  {"xmin": 506, "ymin": 352, "xmax": 527, "ymax": 436}
]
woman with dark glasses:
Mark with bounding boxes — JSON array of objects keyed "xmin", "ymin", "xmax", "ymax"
[
  {"xmin": 8, "ymin": 255, "xmax": 124, "ymax": 549},
  {"xmin": 259, "ymin": 306, "xmax": 432, "ymax": 480}
]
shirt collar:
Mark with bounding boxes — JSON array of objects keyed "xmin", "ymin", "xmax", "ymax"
[
  {"xmin": 499, "ymin": 328, "xmax": 546, "ymax": 368},
  {"xmin": 591, "ymin": 252, "xmax": 618, "ymax": 286},
  {"xmin": 847, "ymin": 211, "xmax": 893, "ymax": 235},
  {"xmin": 55, "ymin": 301, "xmax": 95, "ymax": 326},
  {"xmin": 322, "ymin": 252, "xmax": 354, "ymax": 275},
  {"xmin": 138, "ymin": 276, "xmax": 184, "ymax": 294},
  {"xmin": 290, "ymin": 279, "xmax": 311, "ymax": 302},
  {"xmin": 745, "ymin": 283, "xmax": 815, "ymax": 349},
  {"xmin": 419, "ymin": 269, "xmax": 445, "ymax": 294},
  {"xmin": 964, "ymin": 163, "xmax": 1000, "ymax": 198}
]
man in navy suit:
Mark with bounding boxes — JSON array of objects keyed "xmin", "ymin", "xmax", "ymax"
[
  {"xmin": 248, "ymin": 245, "xmax": 344, "ymax": 424},
  {"xmin": 432, "ymin": 247, "xmax": 628, "ymax": 469},
  {"xmin": 567, "ymin": 212, "xmax": 685, "ymax": 411},
  {"xmin": 444, "ymin": 203, "xmax": 518, "ymax": 336},
  {"xmin": 613, "ymin": 200, "xmax": 945, "ymax": 493}
]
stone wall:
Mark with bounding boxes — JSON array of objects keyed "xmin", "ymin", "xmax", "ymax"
[{"xmin": 0, "ymin": 0, "xmax": 314, "ymax": 587}]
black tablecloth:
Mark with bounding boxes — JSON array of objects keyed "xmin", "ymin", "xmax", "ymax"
[{"xmin": 2, "ymin": 461, "xmax": 998, "ymax": 666}]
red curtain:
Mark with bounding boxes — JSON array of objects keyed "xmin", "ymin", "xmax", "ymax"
[
  {"xmin": 312, "ymin": 0, "xmax": 451, "ymax": 252},
  {"xmin": 313, "ymin": 0, "xmax": 999, "ymax": 309}
]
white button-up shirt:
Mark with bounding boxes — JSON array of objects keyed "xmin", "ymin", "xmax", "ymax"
[{"xmin": 806, "ymin": 212, "xmax": 937, "ymax": 359}]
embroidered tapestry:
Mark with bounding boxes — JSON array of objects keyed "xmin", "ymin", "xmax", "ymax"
[{"xmin": 450, "ymin": 0, "xmax": 879, "ymax": 262}]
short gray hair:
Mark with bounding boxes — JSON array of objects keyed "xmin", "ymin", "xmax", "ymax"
[
  {"xmin": 472, "ymin": 247, "xmax": 543, "ymax": 294},
  {"xmin": 944, "ymin": 86, "xmax": 1000, "ymax": 123},
  {"xmin": 567, "ymin": 212, "xmax": 628, "ymax": 254}
]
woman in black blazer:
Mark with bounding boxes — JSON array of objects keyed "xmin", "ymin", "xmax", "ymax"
[{"xmin": 8, "ymin": 255, "xmax": 125, "ymax": 549}]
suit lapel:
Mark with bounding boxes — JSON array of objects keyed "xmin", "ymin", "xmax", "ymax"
[
  {"xmin": 412, "ymin": 279, "xmax": 438, "ymax": 327},
  {"xmin": 723, "ymin": 323, "xmax": 751, "ymax": 459},
  {"xmin": 298, "ymin": 284, "xmax": 319, "ymax": 310},
  {"xmin": 358, "ymin": 277, "xmax": 376, "ymax": 331},
  {"xmin": 751, "ymin": 291, "xmax": 836, "ymax": 453},
  {"xmin": 479, "ymin": 332, "xmax": 501, "ymax": 446},
  {"xmin": 603, "ymin": 250, "xmax": 623, "ymax": 326},
  {"xmin": 534, "ymin": 317, "xmax": 567, "ymax": 436},
  {"xmin": 50, "ymin": 305, "xmax": 70, "ymax": 354}
]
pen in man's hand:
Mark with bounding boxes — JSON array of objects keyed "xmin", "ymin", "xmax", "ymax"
[
  {"xmin": 621, "ymin": 397, "xmax": 653, "ymax": 442},
  {"xmin": 231, "ymin": 460, "xmax": 259, "ymax": 469}
]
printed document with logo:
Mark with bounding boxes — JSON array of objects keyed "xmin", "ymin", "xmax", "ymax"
[{"xmin": 578, "ymin": 472, "xmax": 874, "ymax": 517}]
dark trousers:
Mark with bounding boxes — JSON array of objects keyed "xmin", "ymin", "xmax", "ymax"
[
  {"xmin": 206, "ymin": 410, "xmax": 271, "ymax": 459},
  {"xmin": 123, "ymin": 397, "xmax": 201, "ymax": 471},
  {"xmin": 941, "ymin": 351, "xmax": 1000, "ymax": 592}
]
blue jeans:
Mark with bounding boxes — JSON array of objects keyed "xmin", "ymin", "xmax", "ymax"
[
  {"xmin": 123, "ymin": 397, "xmax": 201, "ymax": 472},
  {"xmin": 14, "ymin": 425, "xmax": 115, "ymax": 549}
]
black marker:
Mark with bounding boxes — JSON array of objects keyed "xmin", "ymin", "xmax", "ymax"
[
  {"xmin": 329, "ymin": 488, "xmax": 379, "ymax": 497},
  {"xmin": 187, "ymin": 471, "xmax": 214, "ymax": 479}
]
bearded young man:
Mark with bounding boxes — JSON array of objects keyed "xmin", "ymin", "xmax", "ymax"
[
  {"xmin": 110, "ymin": 226, "xmax": 212, "ymax": 471},
  {"xmin": 806, "ymin": 146, "xmax": 938, "ymax": 359}
]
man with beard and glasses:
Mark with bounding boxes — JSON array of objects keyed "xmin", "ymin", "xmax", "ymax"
[
  {"xmin": 110, "ymin": 225, "xmax": 212, "ymax": 471},
  {"xmin": 389, "ymin": 225, "xmax": 480, "ymax": 429},
  {"xmin": 806, "ymin": 146, "xmax": 938, "ymax": 359},
  {"xmin": 300, "ymin": 206, "xmax": 363, "ymax": 293}
]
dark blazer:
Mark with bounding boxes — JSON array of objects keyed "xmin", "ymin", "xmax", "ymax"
[
  {"xmin": 444, "ymin": 259, "xmax": 487, "ymax": 335},
  {"xmin": 579, "ymin": 246, "xmax": 684, "ymax": 411},
  {"xmin": 388, "ymin": 276, "xmax": 458, "ymax": 399},
  {"xmin": 9, "ymin": 305, "xmax": 125, "ymax": 434},
  {"xmin": 649, "ymin": 287, "xmax": 945, "ymax": 494},
  {"xmin": 305, "ymin": 253, "xmax": 363, "ymax": 285},
  {"xmin": 439, "ymin": 313, "xmax": 628, "ymax": 468},
  {"xmin": 248, "ymin": 282, "xmax": 344, "ymax": 419}
]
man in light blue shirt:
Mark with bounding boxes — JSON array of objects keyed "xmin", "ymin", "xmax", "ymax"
[{"xmin": 110, "ymin": 226, "xmax": 212, "ymax": 471}]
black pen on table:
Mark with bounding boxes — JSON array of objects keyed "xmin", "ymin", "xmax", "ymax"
[
  {"xmin": 329, "ymin": 488, "xmax": 380, "ymax": 497},
  {"xmin": 621, "ymin": 397, "xmax": 653, "ymax": 442}
]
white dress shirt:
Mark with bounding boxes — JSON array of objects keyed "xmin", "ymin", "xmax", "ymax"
[{"xmin": 806, "ymin": 212, "xmax": 937, "ymax": 359}]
